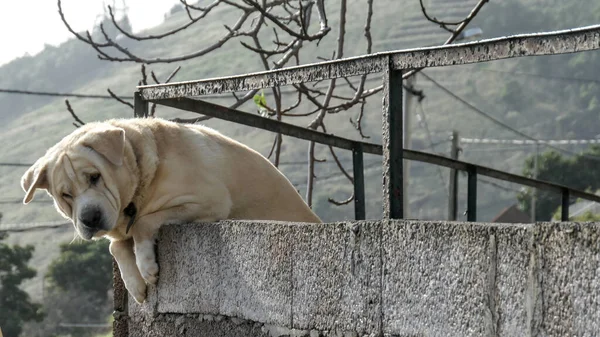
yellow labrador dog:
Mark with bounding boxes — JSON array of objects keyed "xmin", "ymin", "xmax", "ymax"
[{"xmin": 21, "ymin": 118, "xmax": 321, "ymax": 303}]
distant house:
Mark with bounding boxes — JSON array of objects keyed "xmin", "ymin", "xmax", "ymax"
[{"xmin": 492, "ymin": 204, "xmax": 532, "ymax": 223}]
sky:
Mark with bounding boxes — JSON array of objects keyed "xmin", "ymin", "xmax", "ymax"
[{"xmin": 0, "ymin": 0, "xmax": 179, "ymax": 66}]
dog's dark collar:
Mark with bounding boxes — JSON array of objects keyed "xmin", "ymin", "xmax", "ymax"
[{"xmin": 124, "ymin": 202, "xmax": 137, "ymax": 234}]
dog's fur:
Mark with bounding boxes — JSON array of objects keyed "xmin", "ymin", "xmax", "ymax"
[{"xmin": 21, "ymin": 118, "xmax": 321, "ymax": 303}]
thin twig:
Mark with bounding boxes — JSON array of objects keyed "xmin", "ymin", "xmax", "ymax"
[
  {"xmin": 65, "ymin": 99, "xmax": 85, "ymax": 127},
  {"xmin": 419, "ymin": 0, "xmax": 466, "ymax": 32},
  {"xmin": 107, "ymin": 88, "xmax": 134, "ymax": 109},
  {"xmin": 169, "ymin": 116, "xmax": 212, "ymax": 124},
  {"xmin": 328, "ymin": 193, "xmax": 354, "ymax": 206},
  {"xmin": 151, "ymin": 71, "xmax": 160, "ymax": 84},
  {"xmin": 349, "ymin": 100, "xmax": 370, "ymax": 139},
  {"xmin": 165, "ymin": 66, "xmax": 182, "ymax": 83},
  {"xmin": 107, "ymin": 2, "xmax": 220, "ymax": 41},
  {"xmin": 267, "ymin": 134, "xmax": 278, "ymax": 160}
]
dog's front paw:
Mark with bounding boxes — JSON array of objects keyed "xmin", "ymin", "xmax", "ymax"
[
  {"xmin": 134, "ymin": 239, "xmax": 159, "ymax": 285},
  {"xmin": 138, "ymin": 258, "xmax": 159, "ymax": 285},
  {"xmin": 125, "ymin": 277, "xmax": 147, "ymax": 304}
]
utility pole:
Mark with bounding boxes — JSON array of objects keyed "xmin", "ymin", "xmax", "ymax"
[
  {"xmin": 403, "ymin": 75, "xmax": 417, "ymax": 218},
  {"xmin": 448, "ymin": 130, "xmax": 460, "ymax": 221},
  {"xmin": 531, "ymin": 141, "xmax": 539, "ymax": 222}
]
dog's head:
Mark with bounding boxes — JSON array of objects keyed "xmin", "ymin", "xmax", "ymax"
[{"xmin": 21, "ymin": 123, "xmax": 134, "ymax": 240}]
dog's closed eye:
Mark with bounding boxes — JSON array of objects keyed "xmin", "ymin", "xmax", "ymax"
[
  {"xmin": 90, "ymin": 173, "xmax": 101, "ymax": 186},
  {"xmin": 62, "ymin": 193, "xmax": 72, "ymax": 199}
]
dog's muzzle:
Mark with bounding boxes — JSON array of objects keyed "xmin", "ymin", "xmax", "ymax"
[{"xmin": 79, "ymin": 204, "xmax": 105, "ymax": 236}]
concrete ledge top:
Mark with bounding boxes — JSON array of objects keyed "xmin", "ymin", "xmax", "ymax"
[{"xmin": 127, "ymin": 220, "xmax": 600, "ymax": 337}]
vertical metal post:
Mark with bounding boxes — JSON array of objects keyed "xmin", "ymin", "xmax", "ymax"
[
  {"xmin": 403, "ymin": 75, "xmax": 417, "ymax": 219},
  {"xmin": 382, "ymin": 56, "xmax": 404, "ymax": 219},
  {"xmin": 467, "ymin": 165, "xmax": 477, "ymax": 222},
  {"xmin": 134, "ymin": 91, "xmax": 148, "ymax": 118},
  {"xmin": 352, "ymin": 143, "xmax": 366, "ymax": 220},
  {"xmin": 448, "ymin": 130, "xmax": 460, "ymax": 221},
  {"xmin": 531, "ymin": 141, "xmax": 539, "ymax": 222},
  {"xmin": 561, "ymin": 189, "xmax": 570, "ymax": 221}
]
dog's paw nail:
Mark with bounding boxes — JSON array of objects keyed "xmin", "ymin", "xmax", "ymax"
[
  {"xmin": 140, "ymin": 261, "xmax": 159, "ymax": 285},
  {"xmin": 128, "ymin": 282, "xmax": 147, "ymax": 304}
]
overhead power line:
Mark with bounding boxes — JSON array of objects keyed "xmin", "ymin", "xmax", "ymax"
[
  {"xmin": 478, "ymin": 177, "xmax": 522, "ymax": 194},
  {"xmin": 0, "ymin": 162, "xmax": 33, "ymax": 167},
  {"xmin": 0, "ymin": 76, "xmax": 384, "ymax": 101},
  {"xmin": 420, "ymin": 72, "xmax": 600, "ymax": 162},
  {"xmin": 462, "ymin": 138, "xmax": 600, "ymax": 145},
  {"xmin": 463, "ymin": 146, "xmax": 532, "ymax": 153},
  {"xmin": 0, "ymin": 220, "xmax": 70, "ymax": 233},
  {"xmin": 0, "ymin": 199, "xmax": 52, "ymax": 204},
  {"xmin": 0, "ymin": 88, "xmax": 133, "ymax": 100},
  {"xmin": 478, "ymin": 68, "xmax": 600, "ymax": 84}
]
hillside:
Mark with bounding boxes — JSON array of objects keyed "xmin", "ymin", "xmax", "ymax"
[{"xmin": 1, "ymin": 0, "xmax": 600, "ymax": 300}]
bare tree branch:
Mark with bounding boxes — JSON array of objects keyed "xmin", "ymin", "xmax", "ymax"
[
  {"xmin": 107, "ymin": 2, "xmax": 221, "ymax": 41},
  {"xmin": 328, "ymin": 194, "xmax": 354, "ymax": 206},
  {"xmin": 107, "ymin": 88, "xmax": 134, "ymax": 109},
  {"xmin": 169, "ymin": 116, "xmax": 212, "ymax": 124},
  {"xmin": 336, "ymin": 0, "xmax": 489, "ymax": 106},
  {"xmin": 419, "ymin": 0, "xmax": 466, "ymax": 32},
  {"xmin": 58, "ymin": 0, "xmax": 488, "ymax": 217},
  {"xmin": 242, "ymin": 0, "xmax": 330, "ymax": 41},
  {"xmin": 349, "ymin": 99, "xmax": 370, "ymax": 139},
  {"xmin": 97, "ymin": 11, "xmax": 251, "ymax": 63},
  {"xmin": 65, "ymin": 99, "xmax": 85, "ymax": 128},
  {"xmin": 304, "ymin": 0, "xmax": 346, "ymax": 205},
  {"xmin": 57, "ymin": 0, "xmax": 111, "ymax": 47},
  {"xmin": 164, "ymin": 66, "xmax": 182, "ymax": 83},
  {"xmin": 151, "ymin": 71, "xmax": 160, "ymax": 85},
  {"xmin": 267, "ymin": 133, "xmax": 278, "ymax": 160}
]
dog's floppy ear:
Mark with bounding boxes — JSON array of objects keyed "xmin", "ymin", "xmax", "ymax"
[
  {"xmin": 21, "ymin": 159, "xmax": 49, "ymax": 204},
  {"xmin": 83, "ymin": 125, "xmax": 126, "ymax": 166}
]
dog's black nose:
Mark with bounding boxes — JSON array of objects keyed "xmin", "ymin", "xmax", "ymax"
[{"xmin": 79, "ymin": 205, "xmax": 103, "ymax": 229}]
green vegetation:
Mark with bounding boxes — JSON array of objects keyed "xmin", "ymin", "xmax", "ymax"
[
  {"xmin": 21, "ymin": 240, "xmax": 113, "ymax": 337},
  {"xmin": 0, "ymin": 215, "xmax": 44, "ymax": 337},
  {"xmin": 519, "ymin": 146, "xmax": 600, "ymax": 221}
]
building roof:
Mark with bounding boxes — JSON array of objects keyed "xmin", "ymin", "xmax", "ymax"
[{"xmin": 492, "ymin": 204, "xmax": 532, "ymax": 223}]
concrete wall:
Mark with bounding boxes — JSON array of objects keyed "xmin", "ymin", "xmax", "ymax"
[{"xmin": 122, "ymin": 220, "xmax": 600, "ymax": 336}]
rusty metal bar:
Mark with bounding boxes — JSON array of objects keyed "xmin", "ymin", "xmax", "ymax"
[
  {"xmin": 382, "ymin": 57, "xmax": 404, "ymax": 219},
  {"xmin": 134, "ymin": 91, "xmax": 148, "ymax": 118},
  {"xmin": 561, "ymin": 189, "xmax": 570, "ymax": 221},
  {"xmin": 138, "ymin": 24, "xmax": 600, "ymax": 99},
  {"xmin": 151, "ymin": 97, "xmax": 382, "ymax": 155},
  {"xmin": 149, "ymin": 97, "xmax": 600, "ymax": 206},
  {"xmin": 467, "ymin": 165, "xmax": 477, "ymax": 222},
  {"xmin": 352, "ymin": 142, "xmax": 365, "ymax": 220}
]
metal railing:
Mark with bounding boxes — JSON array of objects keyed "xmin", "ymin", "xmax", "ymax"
[{"xmin": 134, "ymin": 24, "xmax": 600, "ymax": 222}]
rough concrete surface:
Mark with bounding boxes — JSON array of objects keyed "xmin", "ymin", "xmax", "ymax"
[
  {"xmin": 126, "ymin": 220, "xmax": 600, "ymax": 337},
  {"xmin": 291, "ymin": 221, "xmax": 381, "ymax": 334},
  {"xmin": 382, "ymin": 221, "xmax": 493, "ymax": 336}
]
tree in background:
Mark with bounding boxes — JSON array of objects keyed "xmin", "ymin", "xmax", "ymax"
[
  {"xmin": 46, "ymin": 240, "xmax": 113, "ymax": 299},
  {"xmin": 553, "ymin": 209, "xmax": 600, "ymax": 222},
  {"xmin": 22, "ymin": 240, "xmax": 113, "ymax": 337},
  {"xmin": 518, "ymin": 145, "xmax": 600, "ymax": 221},
  {"xmin": 0, "ymin": 213, "xmax": 44, "ymax": 337},
  {"xmin": 58, "ymin": 0, "xmax": 489, "ymax": 208}
]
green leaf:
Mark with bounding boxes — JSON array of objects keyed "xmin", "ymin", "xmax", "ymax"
[{"xmin": 253, "ymin": 90, "xmax": 267, "ymax": 108}]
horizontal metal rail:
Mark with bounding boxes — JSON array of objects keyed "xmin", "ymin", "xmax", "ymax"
[
  {"xmin": 138, "ymin": 24, "xmax": 600, "ymax": 99},
  {"xmin": 151, "ymin": 97, "xmax": 383, "ymax": 154},
  {"xmin": 150, "ymin": 97, "xmax": 600, "ymax": 205}
]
